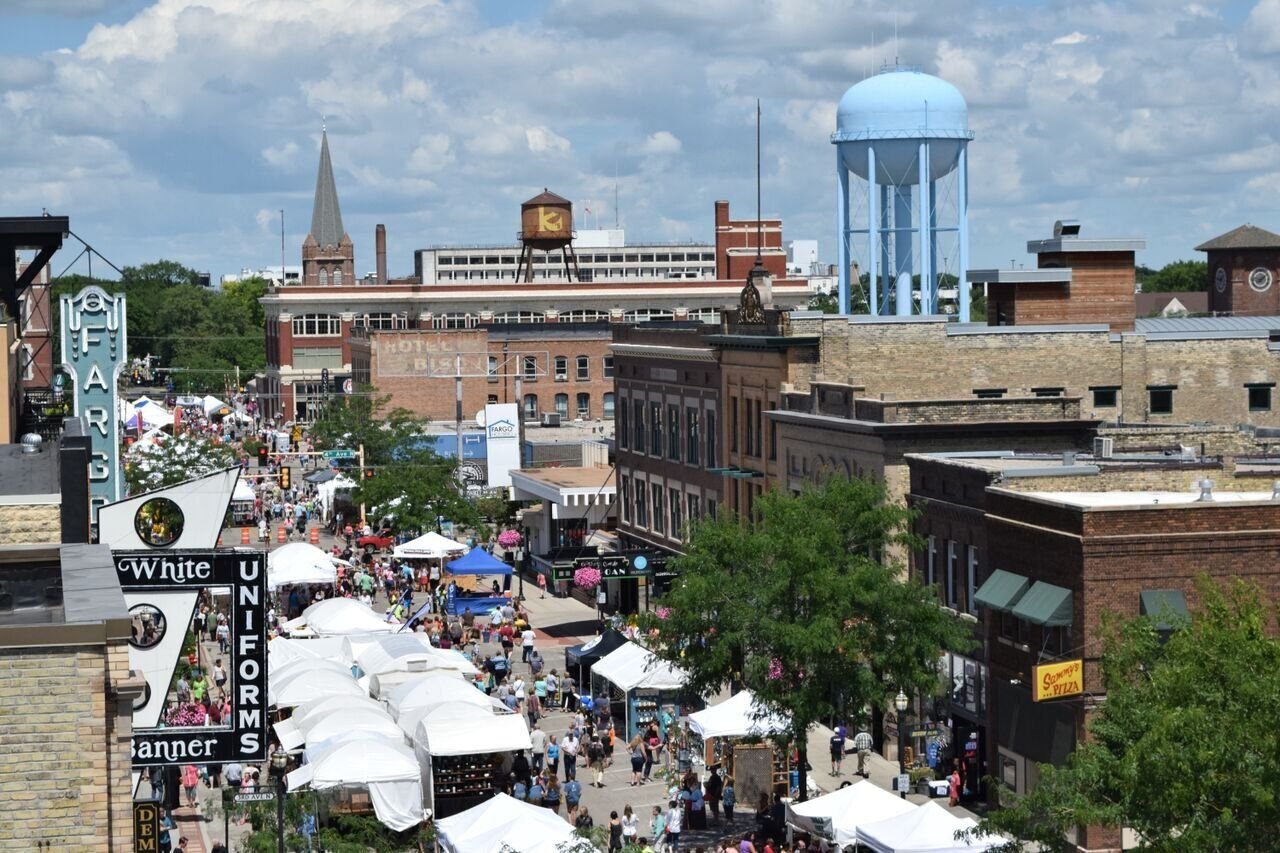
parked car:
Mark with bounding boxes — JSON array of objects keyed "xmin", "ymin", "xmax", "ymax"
[{"xmin": 356, "ymin": 530, "xmax": 395, "ymax": 550}]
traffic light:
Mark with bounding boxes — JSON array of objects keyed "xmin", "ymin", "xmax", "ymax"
[
  {"xmin": 279, "ymin": 466, "xmax": 291, "ymax": 490},
  {"xmin": 257, "ymin": 446, "xmax": 268, "ymax": 466}
]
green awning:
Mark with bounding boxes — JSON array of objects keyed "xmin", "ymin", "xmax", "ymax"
[
  {"xmin": 972, "ymin": 569, "xmax": 1031, "ymax": 612},
  {"xmin": 1140, "ymin": 589, "xmax": 1190, "ymax": 631},
  {"xmin": 1012, "ymin": 581, "xmax": 1074, "ymax": 627}
]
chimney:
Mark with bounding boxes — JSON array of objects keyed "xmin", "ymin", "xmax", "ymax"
[{"xmin": 375, "ymin": 224, "xmax": 387, "ymax": 285}]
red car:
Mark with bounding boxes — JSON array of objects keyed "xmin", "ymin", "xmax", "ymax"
[{"xmin": 356, "ymin": 531, "xmax": 395, "ymax": 550}]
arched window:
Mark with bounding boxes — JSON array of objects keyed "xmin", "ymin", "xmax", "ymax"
[
  {"xmin": 554, "ymin": 394, "xmax": 569, "ymax": 418},
  {"xmin": 624, "ymin": 308, "xmax": 675, "ymax": 323},
  {"xmin": 554, "ymin": 356, "xmax": 568, "ymax": 380},
  {"xmin": 292, "ymin": 313, "xmax": 342, "ymax": 336},
  {"xmin": 576, "ymin": 355, "xmax": 589, "ymax": 381},
  {"xmin": 332, "ymin": 268, "xmax": 343, "ymax": 287},
  {"xmin": 318, "ymin": 269, "xmax": 329, "ymax": 286},
  {"xmin": 523, "ymin": 395, "xmax": 539, "ymax": 420},
  {"xmin": 603, "ymin": 392, "xmax": 615, "ymax": 418},
  {"xmin": 576, "ymin": 393, "xmax": 590, "ymax": 419}
]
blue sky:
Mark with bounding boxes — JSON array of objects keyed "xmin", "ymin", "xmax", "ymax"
[{"xmin": 2, "ymin": 0, "xmax": 1279, "ymax": 281}]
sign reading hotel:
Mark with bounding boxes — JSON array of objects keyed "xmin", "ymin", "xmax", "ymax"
[
  {"xmin": 1033, "ymin": 658, "xmax": 1084, "ymax": 702},
  {"xmin": 60, "ymin": 285, "xmax": 127, "ymax": 518}
]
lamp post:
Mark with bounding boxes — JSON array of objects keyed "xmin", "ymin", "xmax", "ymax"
[
  {"xmin": 271, "ymin": 748, "xmax": 289, "ymax": 853},
  {"xmin": 894, "ymin": 689, "xmax": 909, "ymax": 800}
]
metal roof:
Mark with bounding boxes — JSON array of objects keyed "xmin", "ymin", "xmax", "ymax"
[
  {"xmin": 1194, "ymin": 224, "xmax": 1280, "ymax": 251},
  {"xmin": 1135, "ymin": 315, "xmax": 1280, "ymax": 338}
]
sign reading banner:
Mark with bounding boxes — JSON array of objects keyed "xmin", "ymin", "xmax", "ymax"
[
  {"xmin": 118, "ymin": 549, "xmax": 268, "ymax": 767},
  {"xmin": 60, "ymin": 286, "xmax": 127, "ymax": 519},
  {"xmin": 1033, "ymin": 658, "xmax": 1084, "ymax": 702},
  {"xmin": 485, "ymin": 402, "xmax": 521, "ymax": 488}
]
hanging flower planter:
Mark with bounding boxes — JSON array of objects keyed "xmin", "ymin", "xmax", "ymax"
[
  {"xmin": 574, "ymin": 566, "xmax": 602, "ymax": 589},
  {"xmin": 497, "ymin": 529, "xmax": 523, "ymax": 549},
  {"xmin": 656, "ymin": 606, "xmax": 671, "ymax": 620}
]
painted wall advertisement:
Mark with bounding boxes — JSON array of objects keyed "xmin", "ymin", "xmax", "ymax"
[
  {"xmin": 484, "ymin": 402, "xmax": 520, "ymax": 488},
  {"xmin": 60, "ymin": 286, "xmax": 127, "ymax": 519},
  {"xmin": 1032, "ymin": 658, "xmax": 1084, "ymax": 702}
]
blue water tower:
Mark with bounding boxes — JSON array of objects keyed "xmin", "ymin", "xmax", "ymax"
[{"xmin": 833, "ymin": 66, "xmax": 974, "ymax": 317}]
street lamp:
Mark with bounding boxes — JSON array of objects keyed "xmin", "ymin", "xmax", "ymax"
[
  {"xmin": 271, "ymin": 748, "xmax": 289, "ymax": 853},
  {"xmin": 894, "ymin": 689, "xmax": 909, "ymax": 800}
]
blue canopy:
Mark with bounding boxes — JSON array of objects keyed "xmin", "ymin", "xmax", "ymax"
[{"xmin": 446, "ymin": 548, "xmax": 513, "ymax": 576}]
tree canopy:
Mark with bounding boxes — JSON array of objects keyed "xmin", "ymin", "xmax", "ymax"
[
  {"xmin": 357, "ymin": 446, "xmax": 480, "ymax": 535},
  {"xmin": 1137, "ymin": 259, "xmax": 1207, "ymax": 293},
  {"xmin": 642, "ymin": 476, "xmax": 972, "ymax": 800},
  {"xmin": 307, "ymin": 392, "xmax": 424, "ymax": 466},
  {"xmin": 974, "ymin": 578, "xmax": 1280, "ymax": 851},
  {"xmin": 124, "ymin": 434, "xmax": 239, "ymax": 495}
]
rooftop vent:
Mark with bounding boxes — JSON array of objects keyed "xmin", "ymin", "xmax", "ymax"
[
  {"xmin": 1196, "ymin": 478, "xmax": 1214, "ymax": 502},
  {"xmin": 20, "ymin": 433, "xmax": 43, "ymax": 454},
  {"xmin": 1053, "ymin": 219, "xmax": 1081, "ymax": 238},
  {"xmin": 1272, "ymin": 480, "xmax": 1280, "ymax": 501}
]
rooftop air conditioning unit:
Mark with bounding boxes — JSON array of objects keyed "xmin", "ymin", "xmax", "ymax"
[
  {"xmin": 541, "ymin": 412, "xmax": 562, "ymax": 427},
  {"xmin": 1093, "ymin": 437, "xmax": 1114, "ymax": 459}
]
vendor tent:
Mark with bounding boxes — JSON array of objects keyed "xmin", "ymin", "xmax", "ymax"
[
  {"xmin": 293, "ymin": 693, "xmax": 384, "ymax": 724},
  {"xmin": 268, "ymin": 543, "xmax": 338, "ymax": 590},
  {"xmin": 436, "ymin": 792, "xmax": 577, "ymax": 853},
  {"xmin": 393, "ymin": 531, "xmax": 466, "ymax": 560},
  {"xmin": 386, "ymin": 672, "xmax": 490, "ymax": 718},
  {"xmin": 269, "ymin": 657, "xmax": 353, "ymax": 694},
  {"xmin": 351, "ymin": 634, "xmax": 479, "ymax": 677},
  {"xmin": 274, "ymin": 706, "xmax": 401, "ymax": 751},
  {"xmin": 395, "ymin": 692, "xmax": 511, "ymax": 737},
  {"xmin": 856, "ymin": 801, "xmax": 1002, "ymax": 853},
  {"xmin": 565, "ymin": 628, "xmax": 631, "ymax": 681},
  {"xmin": 788, "ymin": 780, "xmax": 917, "ymax": 846},
  {"xmin": 232, "ymin": 478, "xmax": 255, "ymax": 503},
  {"xmin": 445, "ymin": 548, "xmax": 512, "ymax": 575},
  {"xmin": 202, "ymin": 395, "xmax": 228, "ymax": 416},
  {"xmin": 125, "ymin": 399, "xmax": 174, "ymax": 430},
  {"xmin": 414, "ymin": 705, "xmax": 531, "ymax": 757},
  {"xmin": 268, "ymin": 636, "xmax": 349, "ymax": 672},
  {"xmin": 269, "ymin": 668, "xmax": 365, "ymax": 708},
  {"xmin": 285, "ymin": 598, "xmax": 397, "ymax": 636},
  {"xmin": 286, "ymin": 737, "xmax": 425, "ymax": 831},
  {"xmin": 592, "ymin": 641, "xmax": 689, "ymax": 691},
  {"xmin": 688, "ymin": 689, "xmax": 790, "ymax": 740}
]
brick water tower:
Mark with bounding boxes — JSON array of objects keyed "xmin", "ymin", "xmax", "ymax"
[{"xmin": 517, "ymin": 189, "xmax": 582, "ymax": 282}]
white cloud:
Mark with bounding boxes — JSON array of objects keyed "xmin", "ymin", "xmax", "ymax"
[
  {"xmin": 262, "ymin": 142, "xmax": 298, "ymax": 168},
  {"xmin": 1052, "ymin": 31, "xmax": 1090, "ymax": 45},
  {"xmin": 525, "ymin": 126, "xmax": 571, "ymax": 155},
  {"xmin": 407, "ymin": 133, "xmax": 454, "ymax": 173},
  {"xmin": 639, "ymin": 131, "xmax": 682, "ymax": 155}
]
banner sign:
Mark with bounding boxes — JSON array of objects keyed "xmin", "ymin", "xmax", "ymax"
[
  {"xmin": 118, "ymin": 550, "xmax": 268, "ymax": 767},
  {"xmin": 484, "ymin": 402, "xmax": 521, "ymax": 488},
  {"xmin": 60, "ymin": 286, "xmax": 127, "ymax": 519},
  {"xmin": 1033, "ymin": 658, "xmax": 1084, "ymax": 702},
  {"xmin": 133, "ymin": 801, "xmax": 160, "ymax": 852}
]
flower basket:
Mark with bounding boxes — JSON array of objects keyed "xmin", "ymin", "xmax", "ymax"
[
  {"xmin": 496, "ymin": 529, "xmax": 523, "ymax": 549},
  {"xmin": 573, "ymin": 566, "xmax": 602, "ymax": 589}
]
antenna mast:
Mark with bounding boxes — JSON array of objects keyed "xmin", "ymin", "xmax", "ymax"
[{"xmin": 755, "ymin": 99, "xmax": 762, "ymax": 263}]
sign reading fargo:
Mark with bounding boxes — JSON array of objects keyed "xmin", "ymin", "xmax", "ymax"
[{"xmin": 1033, "ymin": 658, "xmax": 1084, "ymax": 702}]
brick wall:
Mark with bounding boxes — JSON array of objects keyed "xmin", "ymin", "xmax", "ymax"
[
  {"xmin": 0, "ymin": 642, "xmax": 135, "ymax": 851},
  {"xmin": 0, "ymin": 503, "xmax": 61, "ymax": 545}
]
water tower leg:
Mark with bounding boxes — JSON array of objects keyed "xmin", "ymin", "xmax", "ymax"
[
  {"xmin": 958, "ymin": 145, "xmax": 971, "ymax": 322},
  {"xmin": 894, "ymin": 188, "xmax": 912, "ymax": 316},
  {"xmin": 866, "ymin": 147, "xmax": 878, "ymax": 316},
  {"xmin": 929, "ymin": 178, "xmax": 939, "ymax": 315},
  {"xmin": 918, "ymin": 141, "xmax": 932, "ymax": 315},
  {"xmin": 837, "ymin": 149, "xmax": 851, "ymax": 314},
  {"xmin": 880, "ymin": 185, "xmax": 892, "ymax": 315}
]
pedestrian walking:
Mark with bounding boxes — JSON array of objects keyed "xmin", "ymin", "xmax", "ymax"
[
  {"xmin": 723, "ymin": 776, "xmax": 736, "ymax": 824},
  {"xmin": 622, "ymin": 805, "xmax": 640, "ymax": 845},
  {"xmin": 852, "ymin": 730, "xmax": 874, "ymax": 778},
  {"xmin": 949, "ymin": 762, "xmax": 962, "ymax": 807},
  {"xmin": 530, "ymin": 723, "xmax": 546, "ymax": 774},
  {"xmin": 521, "ymin": 625, "xmax": 536, "ymax": 663},
  {"xmin": 829, "ymin": 727, "xmax": 846, "ymax": 775},
  {"xmin": 562, "ymin": 731, "xmax": 580, "ymax": 781},
  {"xmin": 588, "ymin": 735, "xmax": 606, "ymax": 788},
  {"xmin": 608, "ymin": 811, "xmax": 623, "ymax": 853},
  {"xmin": 180, "ymin": 764, "xmax": 200, "ymax": 809}
]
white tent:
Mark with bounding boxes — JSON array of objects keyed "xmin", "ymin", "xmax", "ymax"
[
  {"xmin": 856, "ymin": 801, "xmax": 1003, "ymax": 853},
  {"xmin": 285, "ymin": 599, "xmax": 398, "ymax": 636},
  {"xmin": 269, "ymin": 657, "xmax": 353, "ymax": 694},
  {"xmin": 788, "ymin": 780, "xmax": 918, "ymax": 846},
  {"xmin": 315, "ymin": 475, "xmax": 357, "ymax": 518},
  {"xmin": 125, "ymin": 399, "xmax": 175, "ymax": 430},
  {"xmin": 592, "ymin": 641, "xmax": 689, "ymax": 691},
  {"xmin": 386, "ymin": 671, "xmax": 489, "ymax": 718},
  {"xmin": 202, "ymin": 394, "xmax": 228, "ymax": 416},
  {"xmin": 414, "ymin": 705, "xmax": 531, "ymax": 756},
  {"xmin": 274, "ymin": 705, "xmax": 402, "ymax": 751},
  {"xmin": 437, "ymin": 792, "xmax": 578, "ymax": 853},
  {"xmin": 293, "ymin": 693, "xmax": 385, "ymax": 724},
  {"xmin": 268, "ymin": 543, "xmax": 339, "ymax": 590},
  {"xmin": 395, "ymin": 693, "xmax": 511, "ymax": 738},
  {"xmin": 351, "ymin": 634, "xmax": 479, "ymax": 677},
  {"xmin": 268, "ymin": 636, "xmax": 349, "ymax": 673},
  {"xmin": 393, "ymin": 531, "xmax": 466, "ymax": 560},
  {"xmin": 270, "ymin": 668, "xmax": 365, "ymax": 708},
  {"xmin": 232, "ymin": 478, "xmax": 255, "ymax": 503},
  {"xmin": 688, "ymin": 689, "xmax": 790, "ymax": 740},
  {"xmin": 286, "ymin": 737, "xmax": 425, "ymax": 831}
]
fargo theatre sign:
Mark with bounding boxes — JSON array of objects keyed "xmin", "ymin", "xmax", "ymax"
[{"xmin": 117, "ymin": 549, "xmax": 268, "ymax": 766}]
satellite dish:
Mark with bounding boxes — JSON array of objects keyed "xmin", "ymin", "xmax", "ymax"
[{"xmin": 474, "ymin": 409, "xmax": 487, "ymax": 427}]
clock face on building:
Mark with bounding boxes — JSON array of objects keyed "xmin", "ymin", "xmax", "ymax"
[
  {"xmin": 1214, "ymin": 267, "xmax": 1227, "ymax": 293},
  {"xmin": 1249, "ymin": 267, "xmax": 1273, "ymax": 293}
]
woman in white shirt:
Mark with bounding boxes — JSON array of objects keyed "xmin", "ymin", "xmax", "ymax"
[{"xmin": 621, "ymin": 804, "xmax": 640, "ymax": 843}]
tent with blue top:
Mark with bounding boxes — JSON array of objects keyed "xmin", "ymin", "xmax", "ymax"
[{"xmin": 446, "ymin": 548, "xmax": 512, "ymax": 576}]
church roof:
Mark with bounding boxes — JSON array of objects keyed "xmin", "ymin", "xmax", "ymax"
[
  {"xmin": 1195, "ymin": 224, "xmax": 1280, "ymax": 252},
  {"xmin": 310, "ymin": 131, "xmax": 347, "ymax": 248}
]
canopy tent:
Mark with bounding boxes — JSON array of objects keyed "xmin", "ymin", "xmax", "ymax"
[
  {"xmin": 124, "ymin": 399, "xmax": 174, "ymax": 430},
  {"xmin": 232, "ymin": 478, "xmax": 255, "ymax": 503},
  {"xmin": 386, "ymin": 671, "xmax": 492, "ymax": 718},
  {"xmin": 436, "ymin": 793, "xmax": 578, "ymax": 853},
  {"xmin": 788, "ymin": 780, "xmax": 917, "ymax": 846},
  {"xmin": 688, "ymin": 689, "xmax": 790, "ymax": 740},
  {"xmin": 414, "ymin": 705, "xmax": 531, "ymax": 757},
  {"xmin": 268, "ymin": 636, "xmax": 349, "ymax": 672},
  {"xmin": 285, "ymin": 599, "xmax": 398, "ymax": 636},
  {"xmin": 856, "ymin": 801, "xmax": 1003, "ymax": 853},
  {"xmin": 292, "ymin": 693, "xmax": 384, "ymax": 725},
  {"xmin": 315, "ymin": 475, "xmax": 357, "ymax": 518},
  {"xmin": 286, "ymin": 738, "xmax": 425, "ymax": 831},
  {"xmin": 269, "ymin": 657, "xmax": 353, "ymax": 694},
  {"xmin": 565, "ymin": 628, "xmax": 629, "ymax": 675},
  {"xmin": 269, "ymin": 668, "xmax": 365, "ymax": 708},
  {"xmin": 274, "ymin": 705, "xmax": 402, "ymax": 751},
  {"xmin": 393, "ymin": 531, "xmax": 466, "ymax": 560},
  {"xmin": 201, "ymin": 394, "xmax": 229, "ymax": 416},
  {"xmin": 395, "ymin": 693, "xmax": 511, "ymax": 738},
  {"xmin": 350, "ymin": 634, "xmax": 479, "ymax": 677},
  {"xmin": 592, "ymin": 641, "xmax": 689, "ymax": 691},
  {"xmin": 445, "ymin": 548, "xmax": 512, "ymax": 576},
  {"xmin": 268, "ymin": 543, "xmax": 338, "ymax": 591}
]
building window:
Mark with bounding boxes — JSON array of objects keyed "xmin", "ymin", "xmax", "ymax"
[
  {"xmin": 603, "ymin": 356, "xmax": 614, "ymax": 378},
  {"xmin": 706, "ymin": 410, "xmax": 717, "ymax": 467},
  {"xmin": 686, "ymin": 407, "xmax": 700, "ymax": 465},
  {"xmin": 926, "ymin": 536, "xmax": 937, "ymax": 587},
  {"xmin": 650, "ymin": 402, "xmax": 662, "ymax": 455},
  {"xmin": 292, "ymin": 313, "xmax": 342, "ymax": 336},
  {"xmin": 967, "ymin": 546, "xmax": 979, "ymax": 616},
  {"xmin": 635, "ymin": 480, "xmax": 648, "ymax": 527},
  {"xmin": 687, "ymin": 492, "xmax": 700, "ymax": 525},
  {"xmin": 667, "ymin": 404, "xmax": 680, "ymax": 461},
  {"xmin": 332, "ymin": 268, "xmax": 343, "ymax": 286},
  {"xmin": 20, "ymin": 344, "xmax": 34, "ymax": 381},
  {"xmin": 946, "ymin": 540, "xmax": 958, "ymax": 608},
  {"xmin": 576, "ymin": 355, "xmax": 589, "ymax": 381},
  {"xmin": 768, "ymin": 419, "xmax": 777, "ymax": 461},
  {"xmin": 633, "ymin": 399, "xmax": 646, "ymax": 451},
  {"xmin": 555, "ymin": 393, "xmax": 569, "ymax": 418},
  {"xmin": 487, "ymin": 356, "xmax": 498, "ymax": 379},
  {"xmin": 318, "ymin": 269, "xmax": 329, "ymax": 286},
  {"xmin": 618, "ymin": 397, "xmax": 628, "ymax": 447},
  {"xmin": 554, "ymin": 356, "xmax": 568, "ymax": 380},
  {"xmin": 603, "ymin": 392, "xmax": 615, "ymax": 419},
  {"xmin": 730, "ymin": 396, "xmax": 739, "ymax": 453},
  {"xmin": 973, "ymin": 388, "xmax": 1006, "ymax": 399},
  {"xmin": 291, "ymin": 347, "xmax": 342, "ymax": 369},
  {"xmin": 744, "ymin": 400, "xmax": 755, "ymax": 457},
  {"xmin": 523, "ymin": 394, "xmax": 538, "ymax": 420},
  {"xmin": 1247, "ymin": 384, "xmax": 1274, "ymax": 412},
  {"xmin": 651, "ymin": 483, "xmax": 665, "ymax": 535},
  {"xmin": 707, "ymin": 497, "xmax": 718, "ymax": 519},
  {"xmin": 1148, "ymin": 385, "xmax": 1175, "ymax": 415},
  {"xmin": 670, "ymin": 487, "xmax": 682, "ymax": 539},
  {"xmin": 576, "ymin": 393, "xmax": 590, "ymax": 418},
  {"xmin": 1032, "ymin": 387, "xmax": 1064, "ymax": 397},
  {"xmin": 523, "ymin": 356, "xmax": 538, "ymax": 380},
  {"xmin": 562, "ymin": 309, "xmax": 608, "ymax": 323},
  {"xmin": 1091, "ymin": 386, "xmax": 1119, "ymax": 408},
  {"xmin": 620, "ymin": 477, "xmax": 631, "ymax": 524}
]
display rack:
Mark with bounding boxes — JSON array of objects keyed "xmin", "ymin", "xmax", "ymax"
[{"xmin": 432, "ymin": 752, "xmax": 503, "ymax": 817}]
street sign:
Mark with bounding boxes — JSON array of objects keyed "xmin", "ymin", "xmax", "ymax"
[
  {"xmin": 909, "ymin": 725, "xmax": 941, "ymax": 739},
  {"xmin": 235, "ymin": 792, "xmax": 276, "ymax": 803},
  {"xmin": 323, "ymin": 449, "xmax": 357, "ymax": 460},
  {"xmin": 894, "ymin": 773, "xmax": 911, "ymax": 793}
]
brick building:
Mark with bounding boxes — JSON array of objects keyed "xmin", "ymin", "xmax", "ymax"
[
  {"xmin": 1196, "ymin": 223, "xmax": 1280, "ymax": 316},
  {"xmin": 907, "ymin": 448, "xmax": 1280, "ymax": 851}
]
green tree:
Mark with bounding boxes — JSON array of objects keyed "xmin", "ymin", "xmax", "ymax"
[
  {"xmin": 308, "ymin": 392, "xmax": 424, "ymax": 466},
  {"xmin": 973, "ymin": 578, "xmax": 1280, "ymax": 851},
  {"xmin": 807, "ymin": 290, "xmax": 840, "ymax": 313},
  {"xmin": 358, "ymin": 446, "xmax": 480, "ymax": 535},
  {"xmin": 642, "ymin": 476, "xmax": 972, "ymax": 801},
  {"xmin": 124, "ymin": 434, "xmax": 239, "ymax": 494},
  {"xmin": 1138, "ymin": 259, "xmax": 1207, "ymax": 293}
]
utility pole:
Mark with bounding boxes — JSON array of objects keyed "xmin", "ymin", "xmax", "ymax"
[{"xmin": 358, "ymin": 443, "xmax": 366, "ymax": 528}]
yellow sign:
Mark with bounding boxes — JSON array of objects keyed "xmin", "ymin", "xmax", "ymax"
[
  {"xmin": 134, "ymin": 801, "xmax": 160, "ymax": 852},
  {"xmin": 537, "ymin": 206, "xmax": 564, "ymax": 232},
  {"xmin": 1033, "ymin": 658, "xmax": 1083, "ymax": 701}
]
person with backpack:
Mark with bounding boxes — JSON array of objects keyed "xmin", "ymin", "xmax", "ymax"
[
  {"xmin": 588, "ymin": 735, "xmax": 607, "ymax": 788},
  {"xmin": 564, "ymin": 775, "xmax": 582, "ymax": 821}
]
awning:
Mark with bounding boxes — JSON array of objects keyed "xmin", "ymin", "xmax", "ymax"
[
  {"xmin": 1140, "ymin": 589, "xmax": 1189, "ymax": 631},
  {"xmin": 1012, "ymin": 581, "xmax": 1073, "ymax": 627},
  {"xmin": 972, "ymin": 569, "xmax": 1030, "ymax": 612}
]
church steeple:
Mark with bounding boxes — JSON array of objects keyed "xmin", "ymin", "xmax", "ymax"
[{"xmin": 309, "ymin": 129, "xmax": 347, "ymax": 249}]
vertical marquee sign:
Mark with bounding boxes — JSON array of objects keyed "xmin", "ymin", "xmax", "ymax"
[{"xmin": 60, "ymin": 285, "xmax": 127, "ymax": 518}]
